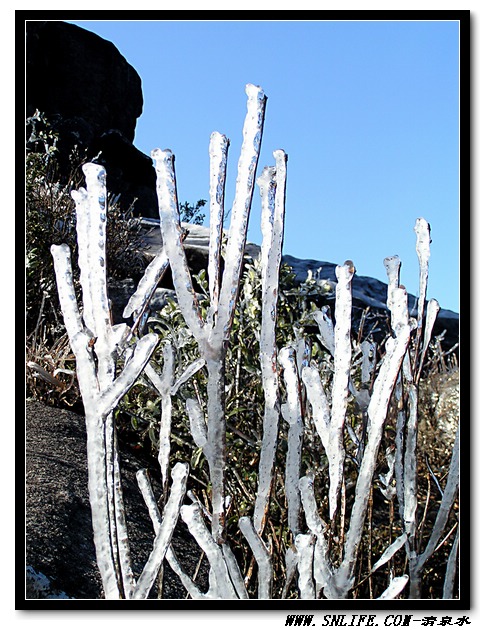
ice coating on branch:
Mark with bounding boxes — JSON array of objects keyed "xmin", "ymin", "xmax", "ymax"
[
  {"xmin": 417, "ymin": 298, "xmax": 440, "ymax": 378},
  {"xmin": 180, "ymin": 503, "xmax": 238, "ymax": 598},
  {"xmin": 208, "ymin": 131, "xmax": 229, "ymax": 310},
  {"xmin": 302, "ymin": 363, "xmax": 343, "ymax": 518},
  {"xmin": 416, "ymin": 426, "xmax": 459, "ymax": 573},
  {"xmin": 295, "ymin": 534, "xmax": 316, "ymax": 599},
  {"xmin": 279, "ymin": 346, "xmax": 303, "ymax": 535},
  {"xmin": 186, "ymin": 398, "xmax": 208, "ymax": 449},
  {"xmin": 52, "ymin": 162, "xmax": 162, "ymax": 598},
  {"xmin": 306, "ymin": 259, "xmax": 355, "ymax": 520},
  {"xmin": 239, "ymin": 517, "xmax": 272, "ymax": 598},
  {"xmin": 152, "ymin": 148, "xmax": 204, "ymax": 340},
  {"xmin": 132, "ymin": 462, "xmax": 188, "ymax": 598},
  {"xmin": 170, "ymin": 357, "xmax": 206, "ymax": 396},
  {"xmin": 333, "ymin": 287, "xmax": 411, "ymax": 595},
  {"xmin": 144, "ymin": 343, "xmax": 175, "ymax": 490},
  {"xmin": 414, "ymin": 218, "xmax": 431, "ymax": 331},
  {"xmin": 212, "ymin": 83, "xmax": 267, "ymax": 348},
  {"xmin": 149, "ymin": 85, "xmax": 267, "ymax": 546},
  {"xmin": 371, "ymin": 533, "xmax": 407, "ymax": 573},
  {"xmin": 376, "ymin": 575, "xmax": 409, "ymax": 600},
  {"xmin": 253, "ymin": 150, "xmax": 287, "ymax": 534},
  {"xmin": 298, "ymin": 474, "xmax": 333, "ymax": 591},
  {"xmin": 123, "ymin": 248, "xmax": 170, "ymax": 319},
  {"xmin": 313, "ymin": 306, "xmax": 335, "ymax": 356}
]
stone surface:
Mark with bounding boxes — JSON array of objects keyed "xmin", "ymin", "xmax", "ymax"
[
  {"xmin": 25, "ymin": 399, "xmax": 209, "ymax": 600},
  {"xmin": 26, "ymin": 21, "xmax": 159, "ymax": 218}
]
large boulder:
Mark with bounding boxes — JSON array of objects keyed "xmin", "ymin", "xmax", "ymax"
[{"xmin": 26, "ymin": 21, "xmax": 158, "ymax": 218}]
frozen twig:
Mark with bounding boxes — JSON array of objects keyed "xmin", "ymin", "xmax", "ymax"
[
  {"xmin": 132, "ymin": 463, "xmax": 188, "ymax": 599},
  {"xmin": 416, "ymin": 426, "xmax": 459, "ymax": 572},
  {"xmin": 253, "ymin": 150, "xmax": 287, "ymax": 534},
  {"xmin": 180, "ymin": 503, "xmax": 238, "ymax": 598},
  {"xmin": 280, "ymin": 346, "xmax": 304, "ymax": 536},
  {"xmin": 376, "ymin": 575, "xmax": 409, "ymax": 600},
  {"xmin": 332, "ymin": 285, "xmax": 411, "ymax": 598},
  {"xmin": 295, "ymin": 534, "xmax": 316, "ymax": 599},
  {"xmin": 239, "ymin": 517, "xmax": 273, "ymax": 598},
  {"xmin": 207, "ymin": 131, "xmax": 229, "ymax": 310}
]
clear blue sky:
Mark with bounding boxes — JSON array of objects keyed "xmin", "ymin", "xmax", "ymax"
[{"xmin": 68, "ymin": 19, "xmax": 460, "ymax": 313}]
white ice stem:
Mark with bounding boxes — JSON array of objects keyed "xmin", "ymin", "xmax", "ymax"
[
  {"xmin": 136, "ymin": 469, "xmax": 205, "ymax": 599},
  {"xmin": 414, "ymin": 218, "xmax": 431, "ymax": 334},
  {"xmin": 333, "ymin": 287, "xmax": 411, "ymax": 597},
  {"xmin": 151, "ymin": 148, "xmax": 204, "ymax": 341},
  {"xmin": 123, "ymin": 248, "xmax": 170, "ymax": 320},
  {"xmin": 132, "ymin": 463, "xmax": 188, "ymax": 599},
  {"xmin": 222, "ymin": 544, "xmax": 249, "ymax": 599},
  {"xmin": 211, "ymin": 83, "xmax": 267, "ymax": 349},
  {"xmin": 417, "ymin": 298, "xmax": 440, "ymax": 380},
  {"xmin": 416, "ymin": 426, "xmax": 459, "ymax": 573},
  {"xmin": 52, "ymin": 163, "xmax": 162, "ymax": 599},
  {"xmin": 99, "ymin": 334, "xmax": 159, "ymax": 413},
  {"xmin": 295, "ymin": 534, "xmax": 316, "ymax": 599},
  {"xmin": 313, "ymin": 306, "xmax": 335, "ymax": 356},
  {"xmin": 443, "ymin": 532, "xmax": 459, "ymax": 599},
  {"xmin": 205, "ymin": 357, "xmax": 227, "ymax": 543},
  {"xmin": 370, "ymin": 533, "xmax": 408, "ymax": 574},
  {"xmin": 376, "ymin": 575, "xmax": 409, "ymax": 600},
  {"xmin": 403, "ymin": 384, "xmax": 419, "ymax": 539},
  {"xmin": 299, "ymin": 474, "xmax": 333, "ymax": 592},
  {"xmin": 326, "ymin": 261, "xmax": 354, "ymax": 519},
  {"xmin": 208, "ymin": 131, "xmax": 229, "ymax": 310},
  {"xmin": 239, "ymin": 517, "xmax": 273, "ymax": 599},
  {"xmin": 144, "ymin": 343, "xmax": 175, "ymax": 492},
  {"xmin": 253, "ymin": 150, "xmax": 287, "ymax": 534},
  {"xmin": 280, "ymin": 346, "xmax": 304, "ymax": 536},
  {"xmin": 180, "ymin": 503, "xmax": 238, "ymax": 598}
]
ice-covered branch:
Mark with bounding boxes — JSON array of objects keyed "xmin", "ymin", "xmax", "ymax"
[
  {"xmin": 152, "ymin": 148, "xmax": 205, "ymax": 341},
  {"xmin": 211, "ymin": 83, "xmax": 267, "ymax": 349},
  {"xmin": 180, "ymin": 503, "xmax": 239, "ymax": 598},
  {"xmin": 239, "ymin": 517, "xmax": 273, "ymax": 599},
  {"xmin": 280, "ymin": 346, "xmax": 304, "ymax": 536},
  {"xmin": 132, "ymin": 463, "xmax": 188, "ymax": 599},
  {"xmin": 144, "ymin": 343, "xmax": 175, "ymax": 492},
  {"xmin": 295, "ymin": 534, "xmax": 316, "ymax": 599},
  {"xmin": 253, "ymin": 150, "xmax": 287, "ymax": 534},
  {"xmin": 414, "ymin": 218, "xmax": 431, "ymax": 334},
  {"xmin": 333, "ymin": 286, "xmax": 411, "ymax": 597},
  {"xmin": 207, "ymin": 131, "xmax": 229, "ymax": 310},
  {"xmin": 416, "ymin": 426, "xmax": 459, "ymax": 572},
  {"xmin": 123, "ymin": 248, "xmax": 170, "ymax": 320}
]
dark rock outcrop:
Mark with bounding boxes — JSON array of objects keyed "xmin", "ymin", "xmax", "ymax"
[
  {"xmin": 25, "ymin": 399, "xmax": 209, "ymax": 600},
  {"xmin": 26, "ymin": 20, "xmax": 158, "ymax": 218}
]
